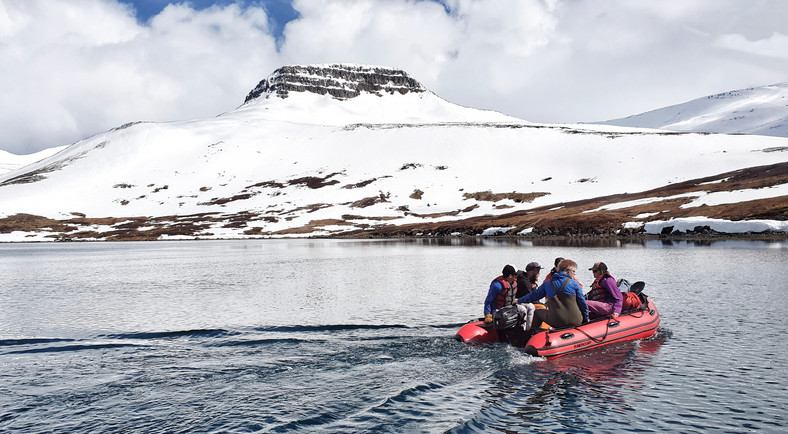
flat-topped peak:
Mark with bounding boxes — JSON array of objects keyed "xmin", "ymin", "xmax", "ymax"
[{"xmin": 243, "ymin": 64, "xmax": 426, "ymax": 103}]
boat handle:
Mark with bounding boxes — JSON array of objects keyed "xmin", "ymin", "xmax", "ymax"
[
  {"xmin": 560, "ymin": 333, "xmax": 574, "ymax": 339},
  {"xmin": 609, "ymin": 320, "xmax": 620, "ymax": 327}
]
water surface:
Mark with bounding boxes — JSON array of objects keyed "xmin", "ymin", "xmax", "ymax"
[{"xmin": 1, "ymin": 238, "xmax": 785, "ymax": 432}]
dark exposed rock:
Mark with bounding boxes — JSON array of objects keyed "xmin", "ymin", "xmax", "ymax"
[
  {"xmin": 343, "ymin": 178, "xmax": 386, "ymax": 189},
  {"xmin": 287, "ymin": 173, "xmax": 342, "ymax": 189},
  {"xmin": 198, "ymin": 193, "xmax": 257, "ymax": 206},
  {"xmin": 660, "ymin": 226, "xmax": 674, "ymax": 235},
  {"xmin": 463, "ymin": 191, "xmax": 549, "ymax": 203},
  {"xmin": 244, "ymin": 64, "xmax": 426, "ymax": 103}
]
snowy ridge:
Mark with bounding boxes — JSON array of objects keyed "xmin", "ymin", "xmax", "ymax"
[
  {"xmin": 598, "ymin": 83, "xmax": 788, "ymax": 137},
  {"xmin": 0, "ymin": 146, "xmax": 68, "ymax": 176}
]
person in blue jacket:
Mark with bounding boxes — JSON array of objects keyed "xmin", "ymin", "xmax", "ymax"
[
  {"xmin": 483, "ymin": 264, "xmax": 518, "ymax": 323},
  {"xmin": 514, "ymin": 259, "xmax": 589, "ymax": 328}
]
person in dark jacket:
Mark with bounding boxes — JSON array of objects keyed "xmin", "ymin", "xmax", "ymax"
[
  {"xmin": 585, "ymin": 262, "xmax": 623, "ymax": 319},
  {"xmin": 483, "ymin": 264, "xmax": 518, "ymax": 323},
  {"xmin": 542, "ymin": 257, "xmax": 563, "ymax": 283},
  {"xmin": 516, "ymin": 261, "xmax": 542, "ymax": 299},
  {"xmin": 514, "ymin": 259, "xmax": 589, "ymax": 328}
]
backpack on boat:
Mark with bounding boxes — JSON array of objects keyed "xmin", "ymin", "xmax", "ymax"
[
  {"xmin": 621, "ymin": 290, "xmax": 643, "ymax": 311},
  {"xmin": 492, "ymin": 305, "xmax": 523, "ymax": 330},
  {"xmin": 617, "ymin": 278, "xmax": 644, "ymax": 311}
]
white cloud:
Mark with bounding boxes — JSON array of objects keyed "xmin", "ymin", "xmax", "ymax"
[
  {"xmin": 280, "ymin": 0, "xmax": 458, "ymax": 82},
  {"xmin": 445, "ymin": 0, "xmax": 560, "ymax": 57},
  {"xmin": 1, "ymin": 0, "xmax": 787, "ymax": 154},
  {"xmin": 715, "ymin": 32, "xmax": 788, "ymax": 59},
  {"xmin": 0, "ymin": 0, "xmax": 278, "ymax": 154}
]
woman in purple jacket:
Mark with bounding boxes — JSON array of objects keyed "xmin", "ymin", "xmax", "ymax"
[{"xmin": 585, "ymin": 262, "xmax": 623, "ymax": 319}]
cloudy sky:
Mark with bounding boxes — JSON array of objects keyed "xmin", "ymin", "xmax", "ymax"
[{"xmin": 2, "ymin": 0, "xmax": 787, "ymax": 154}]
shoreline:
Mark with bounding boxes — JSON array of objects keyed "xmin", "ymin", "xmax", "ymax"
[{"xmin": 2, "ymin": 230, "xmax": 786, "ymax": 244}]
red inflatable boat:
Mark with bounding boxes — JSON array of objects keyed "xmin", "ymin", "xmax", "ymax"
[{"xmin": 455, "ymin": 294, "xmax": 660, "ymax": 359}]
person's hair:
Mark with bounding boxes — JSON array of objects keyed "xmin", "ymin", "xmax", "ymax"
[{"xmin": 557, "ymin": 259, "xmax": 577, "ymax": 271}]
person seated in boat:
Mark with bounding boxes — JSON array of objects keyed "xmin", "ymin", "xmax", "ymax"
[
  {"xmin": 514, "ymin": 259, "xmax": 589, "ymax": 329},
  {"xmin": 483, "ymin": 264, "xmax": 519, "ymax": 324},
  {"xmin": 542, "ymin": 257, "xmax": 563, "ymax": 282},
  {"xmin": 484, "ymin": 264, "xmax": 538, "ymax": 346},
  {"xmin": 515, "ymin": 262, "xmax": 542, "ymax": 299},
  {"xmin": 543, "ymin": 257, "xmax": 583, "ymax": 288},
  {"xmin": 585, "ymin": 262, "xmax": 623, "ymax": 319}
]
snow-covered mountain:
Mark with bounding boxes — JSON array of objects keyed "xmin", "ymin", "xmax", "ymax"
[
  {"xmin": 1, "ymin": 64, "xmax": 786, "ymax": 241},
  {"xmin": 598, "ymin": 83, "xmax": 788, "ymax": 137}
]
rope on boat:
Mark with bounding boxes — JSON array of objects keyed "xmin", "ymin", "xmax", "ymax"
[
  {"xmin": 573, "ymin": 318, "xmax": 613, "ymax": 343},
  {"xmin": 572, "ymin": 300, "xmax": 652, "ymax": 343}
]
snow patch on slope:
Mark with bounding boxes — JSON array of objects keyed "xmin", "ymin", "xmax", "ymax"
[{"xmin": 641, "ymin": 217, "xmax": 788, "ymax": 234}]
